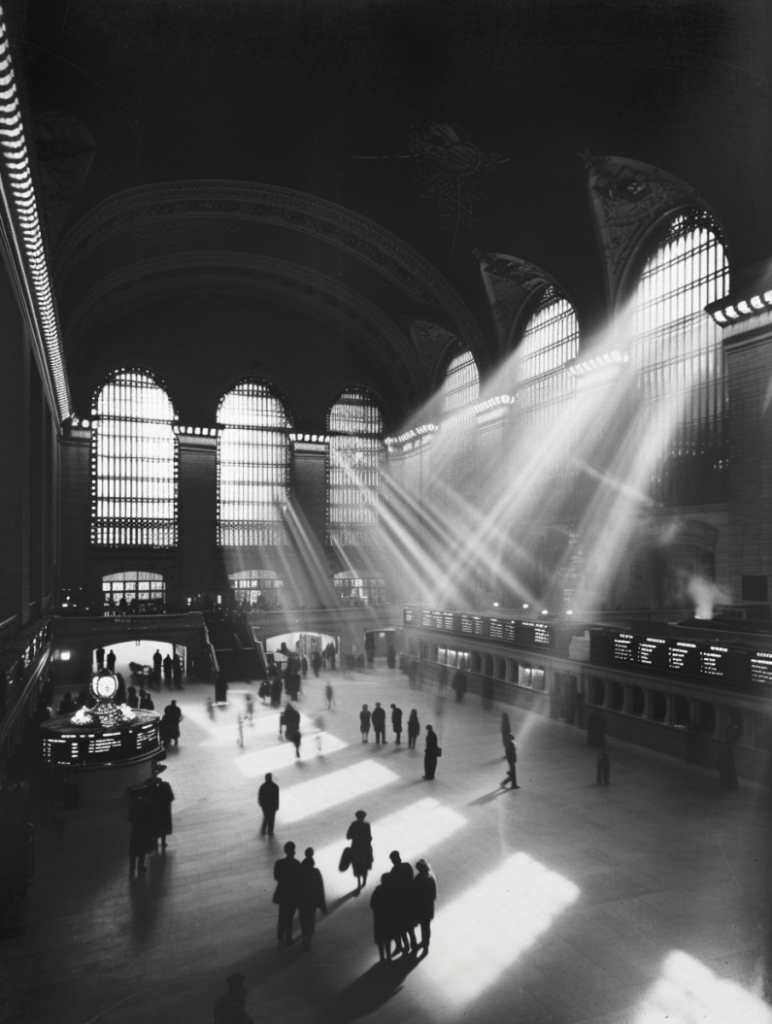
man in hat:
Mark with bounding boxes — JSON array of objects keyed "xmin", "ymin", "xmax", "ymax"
[
  {"xmin": 371, "ymin": 702, "xmax": 386, "ymax": 744},
  {"xmin": 213, "ymin": 973, "xmax": 253, "ymax": 1023},
  {"xmin": 273, "ymin": 841, "xmax": 302, "ymax": 944}
]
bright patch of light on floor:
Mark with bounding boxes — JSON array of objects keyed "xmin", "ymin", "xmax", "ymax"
[
  {"xmin": 280, "ymin": 760, "xmax": 399, "ymax": 824},
  {"xmin": 422, "ymin": 852, "xmax": 579, "ymax": 1005},
  {"xmin": 235, "ymin": 734, "xmax": 348, "ymax": 778},
  {"xmin": 633, "ymin": 950, "xmax": 772, "ymax": 1024},
  {"xmin": 312, "ymin": 797, "xmax": 467, "ymax": 900}
]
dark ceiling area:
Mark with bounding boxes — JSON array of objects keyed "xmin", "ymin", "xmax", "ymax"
[{"xmin": 9, "ymin": 0, "xmax": 772, "ymax": 429}]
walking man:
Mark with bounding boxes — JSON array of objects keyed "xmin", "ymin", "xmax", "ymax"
[
  {"xmin": 258, "ymin": 772, "xmax": 280, "ymax": 835},
  {"xmin": 273, "ymin": 841, "xmax": 302, "ymax": 945},
  {"xmin": 372, "ymin": 702, "xmax": 386, "ymax": 744},
  {"xmin": 502, "ymin": 734, "xmax": 520, "ymax": 788},
  {"xmin": 423, "ymin": 724, "xmax": 440, "ymax": 780},
  {"xmin": 390, "ymin": 703, "xmax": 403, "ymax": 744}
]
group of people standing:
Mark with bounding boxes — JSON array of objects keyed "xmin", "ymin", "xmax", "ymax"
[
  {"xmin": 272, "ymin": 841, "xmax": 327, "ymax": 949},
  {"xmin": 127, "ymin": 776, "xmax": 175, "ymax": 875},
  {"xmin": 357, "ymin": 703, "xmax": 441, "ymax": 779}
]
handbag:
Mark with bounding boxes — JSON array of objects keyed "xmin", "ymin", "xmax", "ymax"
[
  {"xmin": 436, "ymin": 747, "xmax": 443, "ymax": 757},
  {"xmin": 338, "ymin": 846, "xmax": 352, "ymax": 872}
]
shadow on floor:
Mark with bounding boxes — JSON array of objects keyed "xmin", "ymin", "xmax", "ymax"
[
  {"xmin": 466, "ymin": 788, "xmax": 510, "ymax": 807},
  {"xmin": 317, "ymin": 954, "xmax": 420, "ymax": 1024}
]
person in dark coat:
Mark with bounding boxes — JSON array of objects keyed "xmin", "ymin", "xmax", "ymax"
[
  {"xmin": 126, "ymin": 685, "xmax": 139, "ymax": 709},
  {"xmin": 389, "ymin": 851, "xmax": 416, "ymax": 954},
  {"xmin": 258, "ymin": 772, "xmax": 279, "ymax": 835},
  {"xmin": 370, "ymin": 873, "xmax": 397, "ymax": 963},
  {"xmin": 390, "ymin": 704, "xmax": 403, "ymax": 744},
  {"xmin": 412, "ymin": 859, "xmax": 437, "ymax": 953},
  {"xmin": 106, "ymin": 649, "xmax": 117, "ymax": 673},
  {"xmin": 148, "ymin": 776, "xmax": 174, "ymax": 850},
  {"xmin": 371, "ymin": 702, "xmax": 386, "ymax": 744},
  {"xmin": 163, "ymin": 654, "xmax": 174, "ymax": 689},
  {"xmin": 162, "ymin": 700, "xmax": 183, "ymax": 746},
  {"xmin": 58, "ymin": 693, "xmax": 76, "ymax": 715},
  {"xmin": 96, "ymin": 646, "xmax": 105, "ymax": 670},
  {"xmin": 213, "ymin": 973, "xmax": 254, "ymax": 1024},
  {"xmin": 128, "ymin": 792, "xmax": 156, "ymax": 875},
  {"xmin": 596, "ymin": 748, "xmax": 610, "ymax": 785},
  {"xmin": 325, "ymin": 683, "xmax": 334, "ymax": 709},
  {"xmin": 502, "ymin": 734, "xmax": 519, "ymax": 789},
  {"xmin": 282, "ymin": 701, "xmax": 300, "ymax": 743},
  {"xmin": 139, "ymin": 689, "xmax": 154, "ymax": 710},
  {"xmin": 451, "ymin": 669, "xmax": 467, "ymax": 702},
  {"xmin": 423, "ymin": 724, "xmax": 439, "ymax": 780},
  {"xmin": 298, "ymin": 847, "xmax": 327, "ymax": 950},
  {"xmin": 311, "ymin": 650, "xmax": 322, "ymax": 677},
  {"xmin": 301, "ymin": 655, "xmax": 308, "ymax": 680},
  {"xmin": 407, "ymin": 710, "xmax": 420, "ymax": 749},
  {"xmin": 360, "ymin": 704, "xmax": 372, "ymax": 743},
  {"xmin": 346, "ymin": 809, "xmax": 373, "ymax": 891},
  {"xmin": 270, "ymin": 675, "xmax": 283, "ymax": 708},
  {"xmin": 273, "ymin": 841, "xmax": 302, "ymax": 945},
  {"xmin": 718, "ymin": 740, "xmax": 739, "ymax": 789},
  {"xmin": 153, "ymin": 649, "xmax": 162, "ymax": 683},
  {"xmin": 172, "ymin": 653, "xmax": 183, "ymax": 688}
]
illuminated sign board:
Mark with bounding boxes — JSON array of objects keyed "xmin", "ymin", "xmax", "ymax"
[
  {"xmin": 516, "ymin": 621, "xmax": 552, "ymax": 648},
  {"xmin": 612, "ymin": 633, "xmax": 636, "ymax": 662},
  {"xmin": 404, "ymin": 607, "xmax": 414, "ymax": 624},
  {"xmin": 489, "ymin": 618, "xmax": 503, "ymax": 640},
  {"xmin": 751, "ymin": 651, "xmax": 772, "ymax": 686},
  {"xmin": 443, "ymin": 613, "xmax": 455, "ymax": 631},
  {"xmin": 41, "ymin": 719, "xmax": 161, "ymax": 767},
  {"xmin": 699, "ymin": 645, "xmax": 729, "ymax": 678},
  {"xmin": 637, "ymin": 636, "xmax": 666, "ymax": 668}
]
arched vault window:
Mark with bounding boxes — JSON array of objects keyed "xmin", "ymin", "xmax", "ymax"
[
  {"xmin": 217, "ymin": 380, "xmax": 292, "ymax": 546},
  {"xmin": 91, "ymin": 369, "xmax": 177, "ymax": 547},
  {"xmin": 442, "ymin": 350, "xmax": 479, "ymax": 415},
  {"xmin": 327, "ymin": 389, "xmax": 384, "ymax": 547},
  {"xmin": 630, "ymin": 210, "xmax": 729, "ymax": 505}
]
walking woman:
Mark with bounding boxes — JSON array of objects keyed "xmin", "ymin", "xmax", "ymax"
[
  {"xmin": 407, "ymin": 710, "xmax": 420, "ymax": 749},
  {"xmin": 345, "ymin": 809, "xmax": 374, "ymax": 891}
]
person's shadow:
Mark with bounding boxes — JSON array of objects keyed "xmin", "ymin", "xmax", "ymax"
[
  {"xmin": 467, "ymin": 788, "xmax": 510, "ymax": 807},
  {"xmin": 317, "ymin": 955, "xmax": 418, "ymax": 1023}
]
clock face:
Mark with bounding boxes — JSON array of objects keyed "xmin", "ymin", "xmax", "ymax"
[{"xmin": 92, "ymin": 672, "xmax": 118, "ymax": 700}]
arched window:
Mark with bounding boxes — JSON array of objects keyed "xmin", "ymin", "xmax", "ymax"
[
  {"xmin": 333, "ymin": 569, "xmax": 385, "ymax": 607},
  {"xmin": 442, "ymin": 349, "xmax": 479, "ymax": 415},
  {"xmin": 515, "ymin": 286, "xmax": 578, "ymax": 424},
  {"xmin": 217, "ymin": 380, "xmax": 291, "ymax": 546},
  {"xmin": 102, "ymin": 571, "xmax": 165, "ymax": 610},
  {"xmin": 512, "ymin": 287, "xmax": 579, "ymax": 511},
  {"xmin": 327, "ymin": 389, "xmax": 384, "ymax": 547},
  {"xmin": 91, "ymin": 369, "xmax": 177, "ymax": 547},
  {"xmin": 630, "ymin": 210, "xmax": 729, "ymax": 505},
  {"xmin": 229, "ymin": 569, "xmax": 283, "ymax": 609}
]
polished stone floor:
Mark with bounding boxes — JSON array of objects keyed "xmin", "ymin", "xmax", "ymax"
[{"xmin": 3, "ymin": 664, "xmax": 772, "ymax": 1024}]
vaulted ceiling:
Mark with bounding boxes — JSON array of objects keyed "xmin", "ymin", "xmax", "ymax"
[{"xmin": 11, "ymin": 0, "xmax": 772, "ymax": 431}]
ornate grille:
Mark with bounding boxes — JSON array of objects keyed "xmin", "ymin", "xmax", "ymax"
[
  {"xmin": 91, "ymin": 369, "xmax": 177, "ymax": 547},
  {"xmin": 631, "ymin": 211, "xmax": 729, "ymax": 505},
  {"xmin": 442, "ymin": 350, "xmax": 479, "ymax": 414},
  {"xmin": 327, "ymin": 389, "xmax": 384, "ymax": 547},
  {"xmin": 217, "ymin": 381, "xmax": 291, "ymax": 546}
]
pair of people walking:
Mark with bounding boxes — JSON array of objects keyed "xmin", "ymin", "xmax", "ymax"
[{"xmin": 273, "ymin": 841, "xmax": 327, "ymax": 949}]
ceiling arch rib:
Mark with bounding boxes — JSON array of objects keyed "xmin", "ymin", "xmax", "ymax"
[
  {"xmin": 64, "ymin": 252, "xmax": 426, "ymax": 413},
  {"xmin": 54, "ymin": 180, "xmax": 486, "ymax": 366}
]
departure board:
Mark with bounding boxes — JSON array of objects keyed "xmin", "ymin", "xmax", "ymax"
[
  {"xmin": 443, "ymin": 613, "xmax": 455, "ymax": 631},
  {"xmin": 517, "ymin": 621, "xmax": 552, "ymax": 647},
  {"xmin": 699, "ymin": 645, "xmax": 729, "ymax": 678},
  {"xmin": 503, "ymin": 621, "xmax": 516, "ymax": 643},
  {"xmin": 637, "ymin": 636, "xmax": 666, "ymax": 667},
  {"xmin": 612, "ymin": 633, "xmax": 636, "ymax": 662},
  {"xmin": 489, "ymin": 618, "xmax": 503, "ymax": 640},
  {"xmin": 432, "ymin": 611, "xmax": 444, "ymax": 629},
  {"xmin": 668, "ymin": 641, "xmax": 697, "ymax": 672},
  {"xmin": 41, "ymin": 717, "xmax": 161, "ymax": 766},
  {"xmin": 422, "ymin": 610, "xmax": 433, "ymax": 628},
  {"xmin": 460, "ymin": 614, "xmax": 474, "ymax": 635},
  {"xmin": 404, "ymin": 607, "xmax": 414, "ymax": 624},
  {"xmin": 751, "ymin": 651, "xmax": 772, "ymax": 686}
]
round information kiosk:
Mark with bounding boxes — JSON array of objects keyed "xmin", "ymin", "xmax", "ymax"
[{"xmin": 40, "ymin": 671, "xmax": 163, "ymax": 804}]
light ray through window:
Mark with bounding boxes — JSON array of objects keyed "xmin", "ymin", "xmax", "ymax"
[
  {"xmin": 422, "ymin": 852, "xmax": 579, "ymax": 1006},
  {"xmin": 234, "ymin": 733, "xmax": 348, "ymax": 778},
  {"xmin": 279, "ymin": 760, "xmax": 399, "ymax": 824},
  {"xmin": 633, "ymin": 950, "xmax": 772, "ymax": 1024}
]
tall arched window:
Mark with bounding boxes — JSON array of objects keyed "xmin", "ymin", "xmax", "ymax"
[
  {"xmin": 512, "ymin": 287, "xmax": 579, "ymax": 510},
  {"xmin": 91, "ymin": 369, "xmax": 177, "ymax": 547},
  {"xmin": 217, "ymin": 380, "xmax": 292, "ymax": 546},
  {"xmin": 630, "ymin": 210, "xmax": 729, "ymax": 505},
  {"xmin": 327, "ymin": 389, "xmax": 384, "ymax": 547},
  {"xmin": 442, "ymin": 349, "xmax": 479, "ymax": 414}
]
